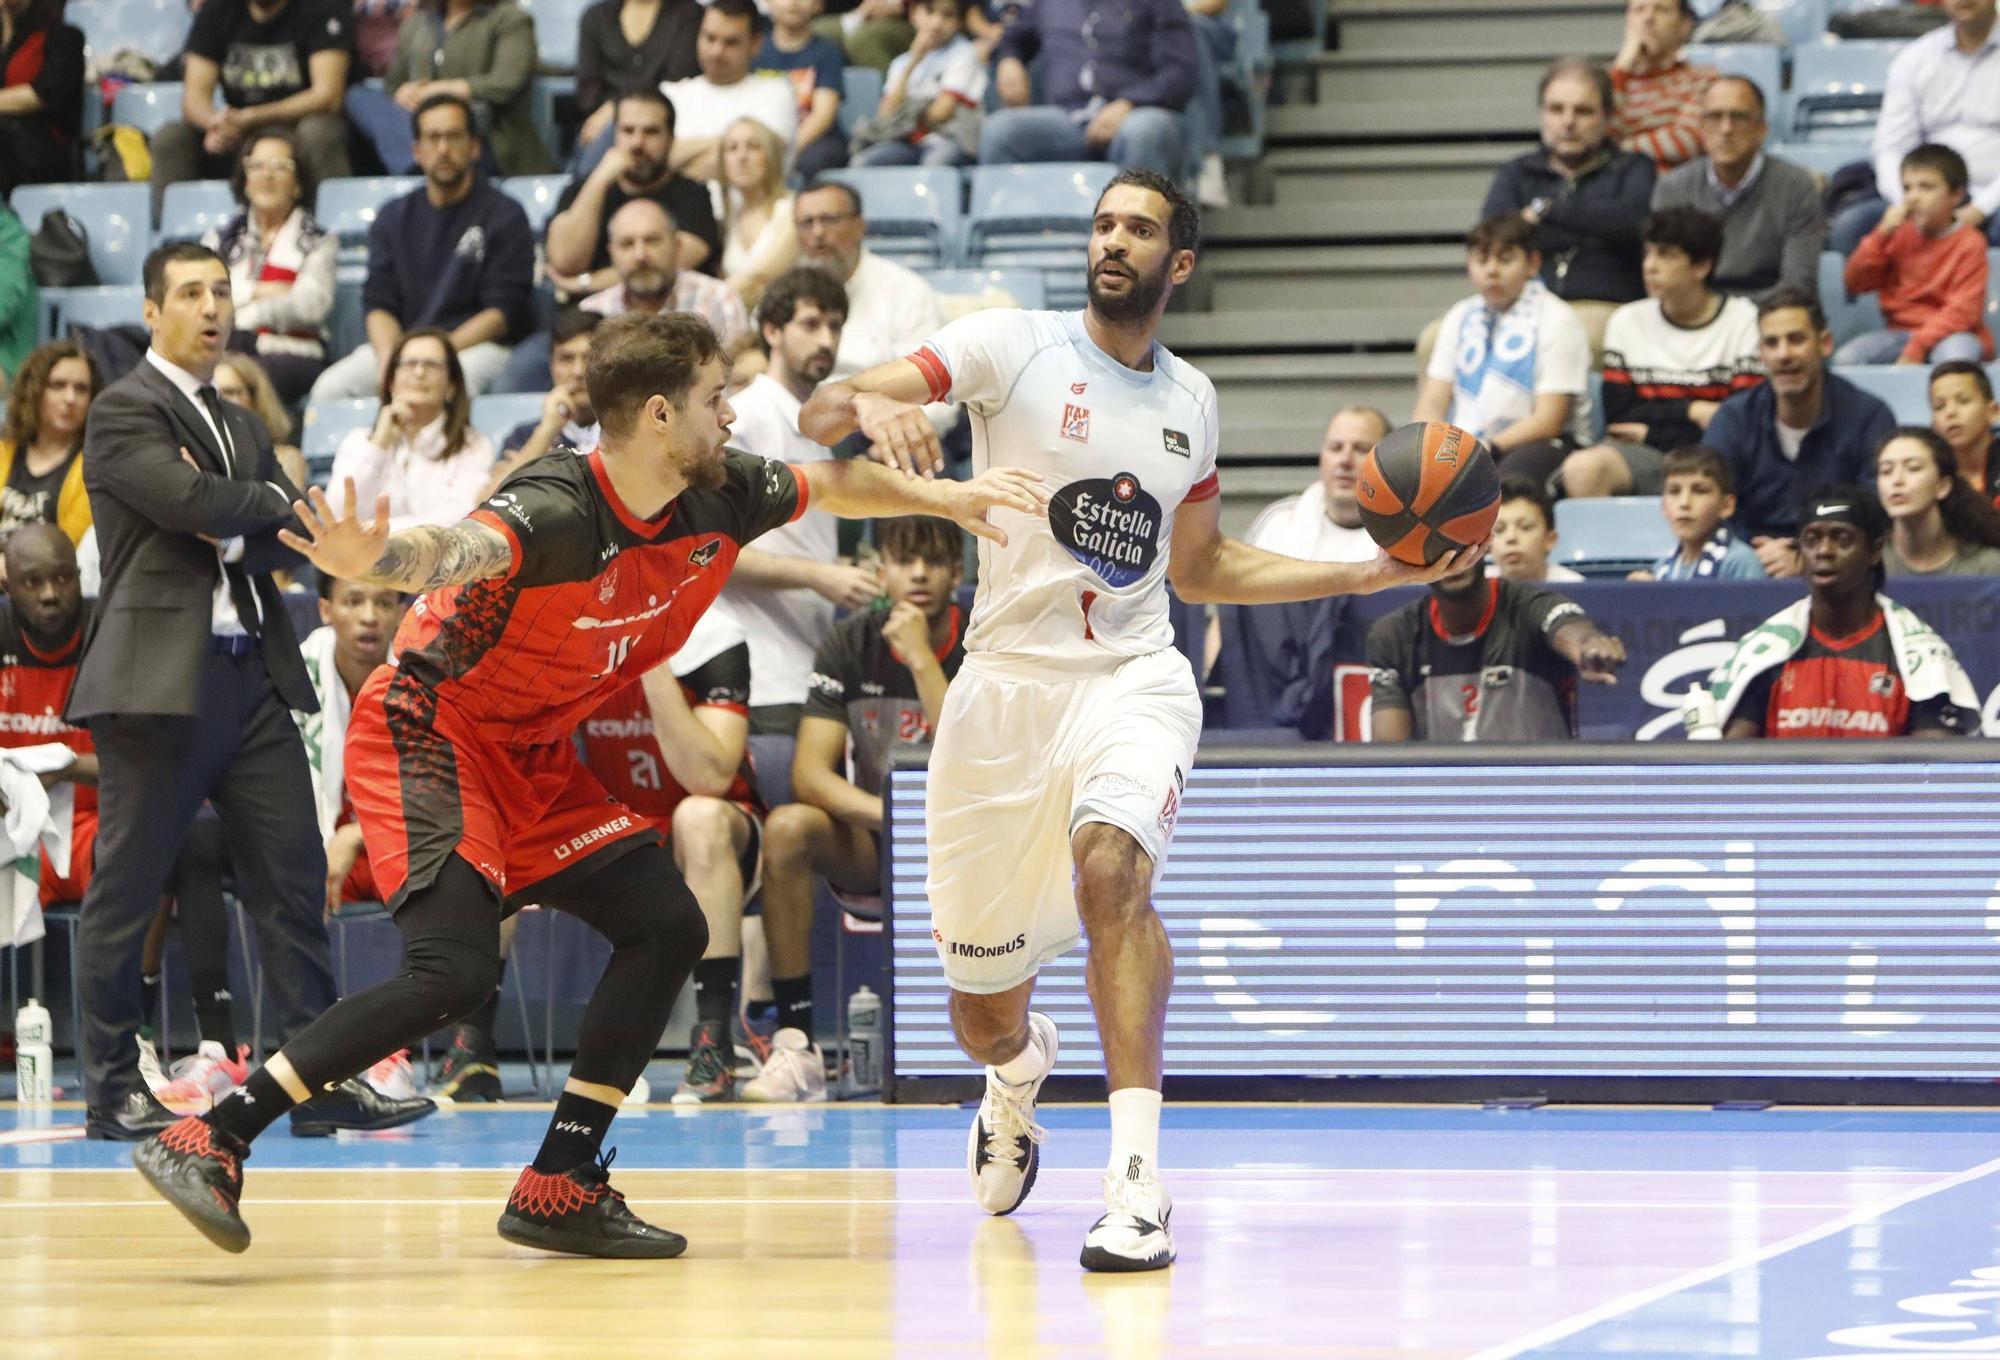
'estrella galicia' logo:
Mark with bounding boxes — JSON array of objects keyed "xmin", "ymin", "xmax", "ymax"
[
  {"xmin": 689, "ymin": 539, "xmax": 722, "ymax": 567},
  {"xmin": 1051, "ymin": 474, "xmax": 1162, "ymax": 588}
]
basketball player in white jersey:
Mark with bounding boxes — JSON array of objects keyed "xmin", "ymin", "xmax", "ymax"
[{"xmin": 801, "ymin": 170, "xmax": 1484, "ymax": 1271}]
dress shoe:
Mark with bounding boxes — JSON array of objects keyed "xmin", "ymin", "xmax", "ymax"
[
  {"xmin": 289, "ymin": 1077, "xmax": 436, "ymax": 1137},
  {"xmin": 85, "ymin": 1087, "xmax": 179, "ymax": 1141}
]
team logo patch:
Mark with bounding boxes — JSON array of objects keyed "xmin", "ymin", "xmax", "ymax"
[
  {"xmin": 1061, "ymin": 403, "xmax": 1091, "ymax": 443},
  {"xmin": 1482, "ymin": 665, "xmax": 1515, "ymax": 688},
  {"xmin": 597, "ymin": 567, "xmax": 618, "ymax": 604},
  {"xmin": 1162, "ymin": 428, "xmax": 1191, "ymax": 459},
  {"xmin": 1869, "ymin": 672, "xmax": 1896, "ymax": 697},
  {"xmin": 1050, "ymin": 473, "xmax": 1162, "ymax": 588},
  {"xmin": 689, "ymin": 538, "xmax": 722, "ymax": 567}
]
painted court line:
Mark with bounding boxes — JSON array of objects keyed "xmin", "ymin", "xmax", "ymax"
[
  {"xmin": 0, "ymin": 1125, "xmax": 85, "ymax": 1147},
  {"xmin": 1466, "ymin": 1149, "xmax": 2000, "ymax": 1360}
]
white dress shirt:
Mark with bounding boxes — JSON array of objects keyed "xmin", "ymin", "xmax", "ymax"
[
  {"xmin": 144, "ymin": 349, "xmax": 263, "ymax": 636},
  {"xmin": 1875, "ymin": 24, "xmax": 2000, "ymax": 215},
  {"xmin": 329, "ymin": 415, "xmax": 497, "ymax": 534},
  {"xmin": 833, "ymin": 249, "xmax": 955, "ymax": 433}
]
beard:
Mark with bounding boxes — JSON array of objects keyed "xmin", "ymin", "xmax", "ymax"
[
  {"xmin": 624, "ymin": 265, "xmax": 671, "ymax": 303},
  {"xmin": 626, "ymin": 151, "xmax": 662, "ymax": 183},
  {"xmin": 1087, "ymin": 257, "xmax": 1171, "ymax": 323},
  {"xmin": 798, "ymin": 348, "xmax": 835, "ymax": 383},
  {"xmin": 679, "ymin": 437, "xmax": 728, "ymax": 490}
]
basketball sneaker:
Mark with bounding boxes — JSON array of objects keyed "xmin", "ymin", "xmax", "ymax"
[
  {"xmin": 740, "ymin": 1027, "xmax": 827, "ymax": 1103},
  {"xmin": 1079, "ymin": 1158, "xmax": 1175, "ymax": 1272},
  {"xmin": 153, "ymin": 1041, "xmax": 251, "ymax": 1115},
  {"xmin": 968, "ymin": 1012, "xmax": 1059, "ymax": 1215},
  {"xmin": 365, "ymin": 1049, "xmax": 417, "ymax": 1100},
  {"xmin": 496, "ymin": 1149, "xmax": 686, "ymax": 1259},
  {"xmin": 131, "ymin": 1116, "xmax": 252, "ymax": 1254},
  {"xmin": 434, "ymin": 1023, "xmax": 503, "ymax": 1102},
  {"xmin": 738, "ymin": 1000, "xmax": 779, "ymax": 1071},
  {"xmin": 671, "ymin": 1020, "xmax": 735, "ymax": 1105},
  {"xmin": 136, "ymin": 1032, "xmax": 167, "ymax": 1095}
]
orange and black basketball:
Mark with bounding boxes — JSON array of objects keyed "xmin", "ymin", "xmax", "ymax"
[{"xmin": 1356, "ymin": 421, "xmax": 1500, "ymax": 566}]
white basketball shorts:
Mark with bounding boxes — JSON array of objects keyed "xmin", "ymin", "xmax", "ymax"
[{"xmin": 923, "ymin": 648, "xmax": 1202, "ymax": 994}]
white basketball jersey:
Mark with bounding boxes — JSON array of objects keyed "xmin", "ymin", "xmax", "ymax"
[{"xmin": 911, "ymin": 310, "xmax": 1219, "ymax": 672}]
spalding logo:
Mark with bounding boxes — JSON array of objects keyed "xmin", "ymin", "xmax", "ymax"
[{"xmin": 1434, "ymin": 426, "xmax": 1463, "ymax": 468}]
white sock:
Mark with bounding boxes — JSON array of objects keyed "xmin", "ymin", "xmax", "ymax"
[
  {"xmin": 1107, "ymin": 1087, "xmax": 1163, "ymax": 1179},
  {"xmin": 990, "ymin": 1030, "xmax": 1046, "ymax": 1087}
]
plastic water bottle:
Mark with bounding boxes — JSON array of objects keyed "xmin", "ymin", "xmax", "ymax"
[
  {"xmin": 15, "ymin": 998, "xmax": 52, "ymax": 1106},
  {"xmin": 847, "ymin": 986, "xmax": 883, "ymax": 1096}
]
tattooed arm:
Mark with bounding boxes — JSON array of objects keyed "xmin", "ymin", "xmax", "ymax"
[{"xmin": 277, "ymin": 483, "xmax": 516, "ymax": 591}]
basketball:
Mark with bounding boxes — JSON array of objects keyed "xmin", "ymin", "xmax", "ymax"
[{"xmin": 1355, "ymin": 420, "xmax": 1501, "ymax": 566}]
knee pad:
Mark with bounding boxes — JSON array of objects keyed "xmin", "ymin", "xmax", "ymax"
[{"xmin": 402, "ymin": 934, "xmax": 500, "ymax": 1022}]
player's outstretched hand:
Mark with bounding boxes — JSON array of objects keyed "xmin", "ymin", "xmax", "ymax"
[
  {"xmin": 943, "ymin": 467, "xmax": 1050, "ymax": 547},
  {"xmin": 856, "ymin": 392, "xmax": 944, "ymax": 479},
  {"xmin": 1361, "ymin": 537, "xmax": 1491, "ymax": 592},
  {"xmin": 278, "ymin": 479, "xmax": 393, "ymax": 581},
  {"xmin": 1575, "ymin": 633, "xmax": 1627, "ymax": 685}
]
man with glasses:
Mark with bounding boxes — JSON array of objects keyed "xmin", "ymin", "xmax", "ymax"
[
  {"xmin": 1653, "ymin": 75, "xmax": 1825, "ymax": 301},
  {"xmin": 310, "ymin": 94, "xmax": 535, "ymax": 400},
  {"xmin": 792, "ymin": 181, "xmax": 949, "ymax": 411}
]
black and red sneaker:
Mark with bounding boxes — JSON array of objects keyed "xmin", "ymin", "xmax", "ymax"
[
  {"xmin": 495, "ymin": 1149, "xmax": 687, "ymax": 1259},
  {"xmin": 132, "ymin": 1116, "xmax": 251, "ymax": 1253}
]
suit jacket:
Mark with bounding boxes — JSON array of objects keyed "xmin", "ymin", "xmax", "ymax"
[{"xmin": 68, "ymin": 358, "xmax": 316, "ymax": 720}]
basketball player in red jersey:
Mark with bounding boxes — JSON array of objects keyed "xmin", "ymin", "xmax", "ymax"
[{"xmin": 131, "ymin": 312, "xmax": 1049, "ymax": 1259}]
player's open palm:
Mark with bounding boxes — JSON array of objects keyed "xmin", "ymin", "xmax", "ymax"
[
  {"xmin": 856, "ymin": 392, "xmax": 944, "ymax": 478},
  {"xmin": 945, "ymin": 467, "xmax": 1050, "ymax": 547},
  {"xmin": 1361, "ymin": 537, "xmax": 1492, "ymax": 592},
  {"xmin": 279, "ymin": 480, "xmax": 393, "ymax": 580}
]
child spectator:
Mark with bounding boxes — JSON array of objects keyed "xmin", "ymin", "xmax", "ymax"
[
  {"xmin": 1689, "ymin": 484, "xmax": 1981, "ymax": 738},
  {"xmin": 1927, "ymin": 360, "xmax": 2000, "ymax": 506},
  {"xmin": 851, "ymin": 0, "xmax": 986, "ymax": 168},
  {"xmin": 1875, "ymin": 427, "xmax": 2000, "ymax": 576},
  {"xmin": 1630, "ymin": 445, "xmax": 1766, "ymax": 580},
  {"xmin": 755, "ymin": 0, "xmax": 849, "ymax": 180},
  {"xmin": 1490, "ymin": 476, "xmax": 1584, "ymax": 582},
  {"xmin": 1414, "ymin": 214, "xmax": 1592, "ymax": 470},
  {"xmin": 1838, "ymin": 144, "xmax": 1994, "ymax": 367}
]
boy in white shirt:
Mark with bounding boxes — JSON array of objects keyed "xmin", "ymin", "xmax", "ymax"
[{"xmin": 851, "ymin": 0, "xmax": 988, "ymax": 168}]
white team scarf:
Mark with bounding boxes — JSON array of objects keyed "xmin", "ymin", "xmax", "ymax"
[{"xmin": 292, "ymin": 625, "xmax": 351, "ymax": 844}]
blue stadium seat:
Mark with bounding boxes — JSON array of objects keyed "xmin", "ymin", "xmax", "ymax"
[
  {"xmin": 1552, "ymin": 497, "xmax": 1677, "ymax": 576},
  {"xmin": 1220, "ymin": 0, "xmax": 1272, "ymax": 161},
  {"xmin": 964, "ymin": 163, "xmax": 1117, "ymax": 308},
  {"xmin": 56, "ymin": 285, "xmax": 145, "ymax": 334},
  {"xmin": 1756, "ymin": 0, "xmax": 1829, "ymax": 45},
  {"xmin": 300, "ymin": 398, "xmax": 380, "ymax": 478},
  {"xmin": 313, "ymin": 176, "xmax": 420, "ymax": 261},
  {"xmin": 111, "ymin": 82, "xmax": 185, "ymax": 138},
  {"xmin": 472, "ymin": 393, "xmax": 545, "ymax": 449},
  {"xmin": 1818, "ymin": 248, "xmax": 1883, "ymax": 345},
  {"xmin": 927, "ymin": 268, "xmax": 1047, "ymax": 311},
  {"xmin": 500, "ymin": 174, "xmax": 569, "ymax": 236},
  {"xmin": 1788, "ymin": 40, "xmax": 1901, "ymax": 142},
  {"xmin": 1839, "ymin": 364, "xmax": 1932, "ymax": 424},
  {"xmin": 8, "ymin": 183, "xmax": 150, "ymax": 284},
  {"xmin": 1585, "ymin": 370, "xmax": 1606, "ymax": 445},
  {"xmin": 1767, "ymin": 140, "xmax": 1869, "ymax": 182},
  {"xmin": 517, "ymin": 0, "xmax": 586, "ymax": 70},
  {"xmin": 158, "ymin": 180, "xmax": 237, "ymax": 244},
  {"xmin": 1685, "ymin": 43, "xmax": 1781, "ymax": 116},
  {"xmin": 327, "ymin": 274, "xmax": 367, "ymax": 360},
  {"xmin": 839, "ymin": 66, "xmax": 884, "ymax": 138},
  {"xmin": 68, "ymin": 0, "xmax": 192, "ymax": 67},
  {"xmin": 824, "ymin": 166, "xmax": 962, "ymax": 269}
]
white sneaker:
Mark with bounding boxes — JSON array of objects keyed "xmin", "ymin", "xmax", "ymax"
[
  {"xmin": 741, "ymin": 1028, "xmax": 828, "ymax": 1103},
  {"xmin": 624, "ymin": 1075, "xmax": 652, "ymax": 1106},
  {"xmin": 967, "ymin": 1012, "xmax": 1059, "ymax": 1215},
  {"xmin": 153, "ymin": 1040, "xmax": 249, "ymax": 1115},
  {"xmin": 1196, "ymin": 153, "xmax": 1230, "ymax": 209},
  {"xmin": 1080, "ymin": 1158, "xmax": 1175, "ymax": 1272},
  {"xmin": 136, "ymin": 1033, "xmax": 167, "ymax": 1094},
  {"xmin": 364, "ymin": 1048, "xmax": 417, "ymax": 1100}
]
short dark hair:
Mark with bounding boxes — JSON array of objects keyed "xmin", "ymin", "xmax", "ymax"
[
  {"xmin": 706, "ymin": 0, "xmax": 762, "ymax": 33},
  {"xmin": 617, "ymin": 87, "xmax": 677, "ymax": 135},
  {"xmin": 1643, "ymin": 206, "xmax": 1724, "ymax": 269},
  {"xmin": 1498, "ymin": 473, "xmax": 1555, "ymax": 531},
  {"xmin": 876, "ymin": 515, "xmax": 965, "ymax": 566},
  {"xmin": 587, "ymin": 312, "xmax": 725, "ymax": 440},
  {"xmin": 1662, "ymin": 444, "xmax": 1735, "ymax": 496},
  {"xmin": 1931, "ymin": 358, "xmax": 1995, "ymax": 401},
  {"xmin": 1756, "ymin": 284, "xmax": 1827, "ymax": 334},
  {"xmin": 229, "ymin": 127, "xmax": 317, "ymax": 212},
  {"xmin": 800, "ymin": 176, "xmax": 863, "ymax": 218},
  {"xmin": 1707, "ymin": 73, "xmax": 1767, "ymax": 117},
  {"xmin": 1097, "ymin": 169, "xmax": 1200, "ymax": 257},
  {"xmin": 1467, "ymin": 213, "xmax": 1538, "ymax": 256},
  {"xmin": 756, "ymin": 267, "xmax": 849, "ymax": 343},
  {"xmin": 411, "ymin": 92, "xmax": 476, "ymax": 140},
  {"xmin": 1903, "ymin": 141, "xmax": 1970, "ymax": 195},
  {"xmin": 1538, "ymin": 58, "xmax": 1615, "ymax": 118},
  {"xmin": 910, "ymin": 0, "xmax": 966, "ymax": 17},
  {"xmin": 552, "ymin": 306, "xmax": 604, "ymax": 348},
  {"xmin": 142, "ymin": 241, "xmax": 226, "ymax": 304}
]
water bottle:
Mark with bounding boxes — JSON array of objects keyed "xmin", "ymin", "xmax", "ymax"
[
  {"xmin": 847, "ymin": 986, "xmax": 883, "ymax": 1096},
  {"xmin": 15, "ymin": 998, "xmax": 52, "ymax": 1106}
]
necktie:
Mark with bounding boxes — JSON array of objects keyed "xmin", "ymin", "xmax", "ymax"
[{"xmin": 196, "ymin": 385, "xmax": 262, "ymax": 635}]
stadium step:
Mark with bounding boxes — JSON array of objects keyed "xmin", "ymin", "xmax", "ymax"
[
  {"xmin": 1203, "ymin": 243, "xmax": 1468, "ymax": 313},
  {"xmin": 1203, "ymin": 202, "xmax": 1469, "ymax": 246},
  {"xmin": 1264, "ymin": 142, "xmax": 1529, "ymax": 213},
  {"xmin": 1329, "ymin": 0, "xmax": 1624, "ymax": 56},
  {"xmin": 1269, "ymin": 98, "xmax": 1535, "ymax": 143},
  {"xmin": 1306, "ymin": 50, "xmax": 1583, "ymax": 107},
  {"xmin": 1162, "ymin": 306, "xmax": 1436, "ymax": 355}
]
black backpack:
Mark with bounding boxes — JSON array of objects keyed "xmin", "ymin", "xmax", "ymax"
[{"xmin": 29, "ymin": 210, "xmax": 97, "ymax": 288}]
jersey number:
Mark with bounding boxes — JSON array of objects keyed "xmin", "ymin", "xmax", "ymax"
[
  {"xmin": 594, "ymin": 636, "xmax": 636, "ymax": 679},
  {"xmin": 1081, "ymin": 590, "xmax": 1099, "ymax": 641},
  {"xmin": 627, "ymin": 750, "xmax": 662, "ymax": 791}
]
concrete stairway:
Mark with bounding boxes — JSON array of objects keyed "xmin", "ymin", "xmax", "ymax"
[{"xmin": 1176, "ymin": 0, "xmax": 1621, "ymax": 527}]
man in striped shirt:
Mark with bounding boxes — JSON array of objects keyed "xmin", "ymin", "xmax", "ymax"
[{"xmin": 1611, "ymin": 0, "xmax": 1716, "ymax": 174}]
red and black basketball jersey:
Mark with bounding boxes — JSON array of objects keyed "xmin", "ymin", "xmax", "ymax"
[
  {"xmin": 0, "ymin": 600, "xmax": 94, "ymax": 813},
  {"xmin": 1734, "ymin": 612, "xmax": 1974, "ymax": 738},
  {"xmin": 388, "ymin": 449, "xmax": 806, "ymax": 747},
  {"xmin": 579, "ymin": 639, "xmax": 764, "ymax": 828}
]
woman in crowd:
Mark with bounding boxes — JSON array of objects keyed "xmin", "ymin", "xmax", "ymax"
[
  {"xmin": 720, "ymin": 116, "xmax": 799, "ymax": 308},
  {"xmin": 0, "ymin": 340, "xmax": 96, "ymax": 556},
  {"xmin": 0, "ymin": 0, "xmax": 84, "ymax": 195},
  {"xmin": 214, "ymin": 352, "xmax": 309, "ymax": 490},
  {"xmin": 352, "ymin": 0, "xmax": 553, "ymax": 175},
  {"xmin": 1876, "ymin": 427, "xmax": 2000, "ymax": 577},
  {"xmin": 572, "ymin": 0, "xmax": 704, "ymax": 159},
  {"xmin": 329, "ymin": 328, "xmax": 496, "ymax": 532},
  {"xmin": 203, "ymin": 132, "xmax": 338, "ymax": 406}
]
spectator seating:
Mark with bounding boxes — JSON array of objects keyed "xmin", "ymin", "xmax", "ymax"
[
  {"xmin": 111, "ymin": 82, "xmax": 185, "ymax": 141},
  {"xmin": 314, "ymin": 176, "xmax": 421, "ymax": 265},
  {"xmin": 472, "ymin": 393, "xmax": 545, "ymax": 448},
  {"xmin": 840, "ymin": 66, "xmax": 884, "ymax": 139},
  {"xmin": 1768, "ymin": 140, "xmax": 1867, "ymax": 182},
  {"xmin": 301, "ymin": 397, "xmax": 380, "ymax": 481},
  {"xmin": 1841, "ymin": 364, "xmax": 1932, "ymax": 424},
  {"xmin": 1818, "ymin": 248, "xmax": 1884, "ymax": 344},
  {"xmin": 1585, "ymin": 371, "xmax": 1606, "ymax": 445},
  {"xmin": 56, "ymin": 285, "xmax": 145, "ymax": 336},
  {"xmin": 1220, "ymin": 0, "xmax": 1273, "ymax": 161},
  {"xmin": 517, "ymin": 0, "xmax": 587, "ymax": 71},
  {"xmin": 1755, "ymin": 0, "xmax": 1829, "ymax": 46},
  {"xmin": 500, "ymin": 175, "xmax": 569, "ymax": 236},
  {"xmin": 67, "ymin": 0, "xmax": 192, "ymax": 68},
  {"xmin": 928, "ymin": 268, "xmax": 1048, "ymax": 311},
  {"xmin": 1685, "ymin": 43, "xmax": 1782, "ymax": 115},
  {"xmin": 1787, "ymin": 40, "xmax": 1900, "ymax": 142},
  {"xmin": 157, "ymin": 180, "xmax": 236, "ymax": 245},
  {"xmin": 826, "ymin": 166, "xmax": 962, "ymax": 270},
  {"xmin": 963, "ymin": 163, "xmax": 1118, "ymax": 309},
  {"xmin": 1552, "ymin": 497, "xmax": 1676, "ymax": 577},
  {"xmin": 9, "ymin": 183, "xmax": 150, "ymax": 286}
]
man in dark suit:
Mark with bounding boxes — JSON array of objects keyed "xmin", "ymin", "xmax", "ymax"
[{"xmin": 72, "ymin": 242, "xmax": 435, "ymax": 1140}]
